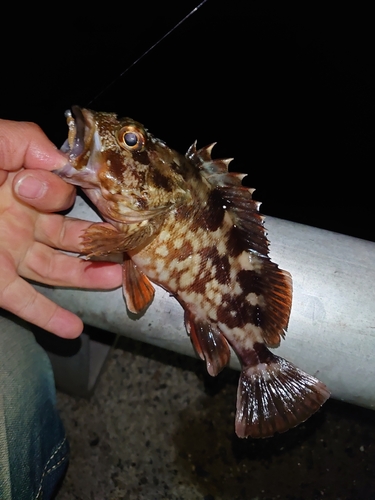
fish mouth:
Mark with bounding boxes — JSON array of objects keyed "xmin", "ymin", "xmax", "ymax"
[
  {"xmin": 60, "ymin": 106, "xmax": 95, "ymax": 167},
  {"xmin": 55, "ymin": 106, "xmax": 100, "ymax": 188}
]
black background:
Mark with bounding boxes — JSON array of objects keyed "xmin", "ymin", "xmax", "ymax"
[{"xmin": 2, "ymin": 2, "xmax": 374, "ymax": 241}]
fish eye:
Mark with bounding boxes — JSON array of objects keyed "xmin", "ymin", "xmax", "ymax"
[
  {"xmin": 124, "ymin": 132, "xmax": 137, "ymax": 147},
  {"xmin": 118, "ymin": 126, "xmax": 145, "ymax": 152}
]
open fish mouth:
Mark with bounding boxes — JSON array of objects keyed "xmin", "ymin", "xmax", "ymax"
[
  {"xmin": 55, "ymin": 106, "xmax": 100, "ymax": 189},
  {"xmin": 60, "ymin": 106, "xmax": 96, "ymax": 167}
]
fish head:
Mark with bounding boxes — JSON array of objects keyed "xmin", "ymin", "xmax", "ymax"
[{"xmin": 56, "ymin": 106, "xmax": 189, "ymax": 224}]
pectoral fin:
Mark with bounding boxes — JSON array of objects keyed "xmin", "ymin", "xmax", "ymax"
[{"xmin": 80, "ymin": 218, "xmax": 162, "ymax": 258}]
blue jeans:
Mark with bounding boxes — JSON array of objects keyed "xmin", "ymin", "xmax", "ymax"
[{"xmin": 0, "ymin": 315, "xmax": 69, "ymax": 499}]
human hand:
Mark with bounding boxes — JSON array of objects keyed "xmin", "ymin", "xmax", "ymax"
[{"xmin": 0, "ymin": 119, "xmax": 122, "ymax": 338}]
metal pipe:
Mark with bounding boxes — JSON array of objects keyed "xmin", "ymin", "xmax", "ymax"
[{"xmin": 35, "ymin": 196, "xmax": 375, "ymax": 409}]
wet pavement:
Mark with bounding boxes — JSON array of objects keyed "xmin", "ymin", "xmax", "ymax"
[{"xmin": 55, "ymin": 335, "xmax": 375, "ymax": 500}]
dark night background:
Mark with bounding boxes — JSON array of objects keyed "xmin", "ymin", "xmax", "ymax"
[{"xmin": 2, "ymin": 2, "xmax": 374, "ymax": 242}]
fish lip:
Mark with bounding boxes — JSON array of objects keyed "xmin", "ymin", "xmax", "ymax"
[
  {"xmin": 60, "ymin": 106, "xmax": 95, "ymax": 164},
  {"xmin": 54, "ymin": 106, "xmax": 99, "ymax": 186}
]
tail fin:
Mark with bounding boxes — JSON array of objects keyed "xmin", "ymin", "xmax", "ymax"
[{"xmin": 235, "ymin": 354, "xmax": 330, "ymax": 438}]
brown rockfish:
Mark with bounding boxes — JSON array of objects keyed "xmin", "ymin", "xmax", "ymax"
[{"xmin": 56, "ymin": 106, "xmax": 329, "ymax": 438}]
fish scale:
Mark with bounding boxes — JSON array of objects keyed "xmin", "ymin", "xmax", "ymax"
[{"xmin": 56, "ymin": 106, "xmax": 330, "ymax": 438}]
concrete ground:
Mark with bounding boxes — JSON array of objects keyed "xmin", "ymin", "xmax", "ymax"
[{"xmin": 54, "ymin": 334, "xmax": 375, "ymax": 500}]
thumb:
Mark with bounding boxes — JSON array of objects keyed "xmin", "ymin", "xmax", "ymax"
[{"xmin": 13, "ymin": 169, "xmax": 76, "ymax": 212}]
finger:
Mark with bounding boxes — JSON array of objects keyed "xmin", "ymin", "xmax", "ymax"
[
  {"xmin": 0, "ymin": 170, "xmax": 7, "ymax": 186},
  {"xmin": 0, "ymin": 254, "xmax": 83, "ymax": 338},
  {"xmin": 13, "ymin": 169, "xmax": 76, "ymax": 212},
  {"xmin": 0, "ymin": 119, "xmax": 67, "ymax": 172},
  {"xmin": 34, "ymin": 214, "xmax": 107, "ymax": 253},
  {"xmin": 21, "ymin": 242, "xmax": 123, "ymax": 289}
]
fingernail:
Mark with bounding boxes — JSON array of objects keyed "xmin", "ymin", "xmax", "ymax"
[
  {"xmin": 55, "ymin": 152, "xmax": 71, "ymax": 170},
  {"xmin": 15, "ymin": 174, "xmax": 47, "ymax": 199}
]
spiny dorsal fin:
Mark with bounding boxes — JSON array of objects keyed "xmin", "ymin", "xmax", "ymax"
[
  {"xmin": 187, "ymin": 142, "xmax": 268, "ymax": 255},
  {"xmin": 187, "ymin": 142, "xmax": 293, "ymax": 346},
  {"xmin": 196, "ymin": 142, "xmax": 217, "ymax": 162},
  {"xmin": 187, "ymin": 142, "xmax": 233, "ymax": 175}
]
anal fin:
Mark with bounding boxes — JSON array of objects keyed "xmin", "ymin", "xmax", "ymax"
[
  {"xmin": 123, "ymin": 254, "xmax": 155, "ymax": 314},
  {"xmin": 235, "ymin": 347, "xmax": 330, "ymax": 438},
  {"xmin": 184, "ymin": 310, "xmax": 230, "ymax": 376}
]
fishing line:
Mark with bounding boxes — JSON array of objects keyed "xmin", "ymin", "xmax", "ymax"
[{"xmin": 87, "ymin": 0, "xmax": 209, "ymax": 106}]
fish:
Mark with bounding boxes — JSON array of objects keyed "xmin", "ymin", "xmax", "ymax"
[{"xmin": 56, "ymin": 106, "xmax": 330, "ymax": 438}]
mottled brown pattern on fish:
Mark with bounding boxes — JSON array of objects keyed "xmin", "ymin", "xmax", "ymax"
[
  {"xmin": 195, "ymin": 189, "xmax": 226, "ymax": 232},
  {"xmin": 148, "ymin": 168, "xmax": 174, "ymax": 192},
  {"xmin": 57, "ymin": 107, "xmax": 330, "ymax": 439},
  {"xmin": 242, "ymin": 341, "xmax": 275, "ymax": 366},
  {"xmin": 133, "ymin": 149, "xmax": 150, "ymax": 166}
]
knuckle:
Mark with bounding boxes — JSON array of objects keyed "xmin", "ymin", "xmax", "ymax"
[
  {"xmin": 19, "ymin": 121, "xmax": 43, "ymax": 134},
  {"xmin": 0, "ymin": 133, "xmax": 17, "ymax": 168},
  {"xmin": 0, "ymin": 120, "xmax": 43, "ymax": 169}
]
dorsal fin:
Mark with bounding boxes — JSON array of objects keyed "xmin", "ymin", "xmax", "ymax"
[
  {"xmin": 187, "ymin": 142, "xmax": 232, "ymax": 175},
  {"xmin": 186, "ymin": 142, "xmax": 293, "ymax": 347},
  {"xmin": 186, "ymin": 142, "xmax": 269, "ymax": 256}
]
